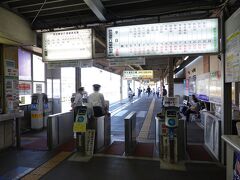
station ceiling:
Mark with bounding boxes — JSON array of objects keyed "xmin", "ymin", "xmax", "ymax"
[{"xmin": 0, "ymin": 0, "xmax": 239, "ymax": 77}]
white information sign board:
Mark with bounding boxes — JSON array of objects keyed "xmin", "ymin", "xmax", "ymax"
[
  {"xmin": 43, "ymin": 29, "xmax": 92, "ymax": 61},
  {"xmin": 109, "ymin": 57, "xmax": 145, "ymax": 66},
  {"xmin": 123, "ymin": 70, "xmax": 153, "ymax": 80},
  {"xmin": 47, "ymin": 60, "xmax": 93, "ymax": 69},
  {"xmin": 225, "ymin": 8, "xmax": 240, "ymax": 82},
  {"xmin": 107, "ymin": 18, "xmax": 218, "ymax": 57}
]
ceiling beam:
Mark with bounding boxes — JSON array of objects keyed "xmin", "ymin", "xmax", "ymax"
[
  {"xmin": 95, "ymin": 36, "xmax": 106, "ymax": 48},
  {"xmin": 21, "ymin": 3, "xmax": 86, "ymax": 14},
  {"xmin": 137, "ymin": 65, "xmax": 143, "ymax": 70},
  {"xmin": 128, "ymin": 65, "xmax": 136, "ymax": 70},
  {"xmin": 12, "ymin": 0, "xmax": 68, "ymax": 10},
  {"xmin": 2, "ymin": 0, "xmax": 24, "ymax": 3},
  {"xmin": 83, "ymin": 0, "xmax": 108, "ymax": 21}
]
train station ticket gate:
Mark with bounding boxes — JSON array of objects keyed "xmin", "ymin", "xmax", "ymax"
[
  {"xmin": 156, "ymin": 97, "xmax": 186, "ymax": 163},
  {"xmin": 73, "ymin": 105, "xmax": 111, "ymax": 157},
  {"xmin": 31, "ymin": 93, "xmax": 49, "ymax": 129}
]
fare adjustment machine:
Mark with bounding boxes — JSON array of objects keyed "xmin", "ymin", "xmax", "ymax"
[
  {"xmin": 31, "ymin": 93, "xmax": 49, "ymax": 129},
  {"xmin": 160, "ymin": 97, "xmax": 180, "ymax": 163}
]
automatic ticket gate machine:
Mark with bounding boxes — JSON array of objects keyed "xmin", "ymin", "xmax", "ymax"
[
  {"xmin": 73, "ymin": 105, "xmax": 95, "ymax": 156},
  {"xmin": 31, "ymin": 93, "xmax": 49, "ymax": 129},
  {"xmin": 158, "ymin": 97, "xmax": 180, "ymax": 163}
]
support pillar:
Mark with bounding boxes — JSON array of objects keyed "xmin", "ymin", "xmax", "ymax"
[
  {"xmin": 168, "ymin": 58, "xmax": 174, "ymax": 97},
  {"xmin": 120, "ymin": 76, "xmax": 123, "ymax": 102},
  {"xmin": 221, "ymin": 9, "xmax": 232, "ymax": 164},
  {"xmin": 235, "ymin": 82, "xmax": 239, "ymax": 107},
  {"xmin": 76, "ymin": 67, "xmax": 81, "ymax": 90}
]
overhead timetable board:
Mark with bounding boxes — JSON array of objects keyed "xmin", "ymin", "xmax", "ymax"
[
  {"xmin": 123, "ymin": 70, "xmax": 153, "ymax": 80},
  {"xmin": 42, "ymin": 29, "xmax": 92, "ymax": 61},
  {"xmin": 107, "ymin": 18, "xmax": 219, "ymax": 58}
]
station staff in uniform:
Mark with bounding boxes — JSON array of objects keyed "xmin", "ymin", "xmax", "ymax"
[{"xmin": 88, "ymin": 84, "xmax": 106, "ymax": 117}]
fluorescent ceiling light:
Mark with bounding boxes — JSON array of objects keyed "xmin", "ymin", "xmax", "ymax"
[
  {"xmin": 176, "ymin": 65, "xmax": 180, "ymax": 68},
  {"xmin": 184, "ymin": 56, "xmax": 189, "ymax": 60}
]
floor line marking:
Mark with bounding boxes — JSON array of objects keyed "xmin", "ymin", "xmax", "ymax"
[
  {"xmin": 138, "ymin": 98, "xmax": 155, "ymax": 140},
  {"xmin": 110, "ymin": 98, "xmax": 140, "ymax": 116},
  {"xmin": 21, "ymin": 151, "xmax": 72, "ymax": 180}
]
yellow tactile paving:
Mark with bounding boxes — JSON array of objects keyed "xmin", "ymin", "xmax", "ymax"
[
  {"xmin": 138, "ymin": 98, "xmax": 155, "ymax": 140},
  {"xmin": 21, "ymin": 151, "xmax": 72, "ymax": 180}
]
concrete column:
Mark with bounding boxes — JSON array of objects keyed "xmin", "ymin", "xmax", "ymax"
[
  {"xmin": 76, "ymin": 67, "xmax": 81, "ymax": 91},
  {"xmin": 120, "ymin": 76, "xmax": 123, "ymax": 102},
  {"xmin": 235, "ymin": 82, "xmax": 239, "ymax": 107},
  {"xmin": 168, "ymin": 58, "xmax": 174, "ymax": 97}
]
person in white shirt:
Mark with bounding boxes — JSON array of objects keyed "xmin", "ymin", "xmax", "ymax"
[
  {"xmin": 88, "ymin": 84, "xmax": 106, "ymax": 117},
  {"xmin": 72, "ymin": 87, "xmax": 85, "ymax": 109}
]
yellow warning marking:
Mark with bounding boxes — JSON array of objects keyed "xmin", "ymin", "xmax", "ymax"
[
  {"xmin": 138, "ymin": 98, "xmax": 155, "ymax": 141},
  {"xmin": 21, "ymin": 152, "xmax": 72, "ymax": 180}
]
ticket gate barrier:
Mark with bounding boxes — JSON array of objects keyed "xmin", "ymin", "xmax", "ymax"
[
  {"xmin": 124, "ymin": 111, "xmax": 137, "ymax": 156},
  {"xmin": 156, "ymin": 97, "xmax": 186, "ymax": 163},
  {"xmin": 73, "ymin": 106, "xmax": 89, "ymax": 154}
]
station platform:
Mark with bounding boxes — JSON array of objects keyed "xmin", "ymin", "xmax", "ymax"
[{"xmin": 0, "ymin": 95, "xmax": 226, "ymax": 180}]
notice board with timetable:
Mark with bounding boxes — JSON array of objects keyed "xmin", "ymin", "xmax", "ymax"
[
  {"xmin": 42, "ymin": 29, "xmax": 93, "ymax": 61},
  {"xmin": 107, "ymin": 18, "xmax": 219, "ymax": 58}
]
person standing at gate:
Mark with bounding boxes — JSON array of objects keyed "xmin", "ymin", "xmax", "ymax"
[
  {"xmin": 128, "ymin": 87, "xmax": 134, "ymax": 102},
  {"xmin": 88, "ymin": 84, "xmax": 106, "ymax": 117},
  {"xmin": 147, "ymin": 86, "xmax": 151, "ymax": 97},
  {"xmin": 71, "ymin": 87, "xmax": 86, "ymax": 118}
]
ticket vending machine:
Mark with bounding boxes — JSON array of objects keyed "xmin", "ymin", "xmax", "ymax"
[
  {"xmin": 31, "ymin": 93, "xmax": 49, "ymax": 129},
  {"xmin": 161, "ymin": 97, "xmax": 180, "ymax": 163}
]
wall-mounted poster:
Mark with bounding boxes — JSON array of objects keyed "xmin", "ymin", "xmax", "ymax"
[
  {"xmin": 225, "ymin": 8, "xmax": 240, "ymax": 83},
  {"xmin": 233, "ymin": 151, "xmax": 240, "ymax": 180},
  {"xmin": 5, "ymin": 59, "xmax": 18, "ymax": 77},
  {"xmin": 19, "ymin": 81, "xmax": 31, "ymax": 95},
  {"xmin": 4, "ymin": 59, "xmax": 19, "ymax": 112}
]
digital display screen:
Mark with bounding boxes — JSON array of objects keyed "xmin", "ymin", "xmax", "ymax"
[
  {"xmin": 42, "ymin": 29, "xmax": 92, "ymax": 61},
  {"xmin": 107, "ymin": 18, "xmax": 218, "ymax": 57}
]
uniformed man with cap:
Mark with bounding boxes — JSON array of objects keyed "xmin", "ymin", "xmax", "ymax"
[{"xmin": 88, "ymin": 84, "xmax": 106, "ymax": 117}]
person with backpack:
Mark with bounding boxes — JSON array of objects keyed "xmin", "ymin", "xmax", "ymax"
[{"xmin": 162, "ymin": 86, "xmax": 167, "ymax": 105}]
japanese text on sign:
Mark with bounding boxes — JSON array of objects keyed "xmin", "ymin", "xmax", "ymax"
[
  {"xmin": 107, "ymin": 18, "xmax": 218, "ymax": 57},
  {"xmin": 123, "ymin": 70, "xmax": 153, "ymax": 80}
]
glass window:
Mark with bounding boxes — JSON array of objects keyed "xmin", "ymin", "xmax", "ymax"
[
  {"xmin": 33, "ymin": 54, "xmax": 45, "ymax": 81},
  {"xmin": 18, "ymin": 49, "xmax": 31, "ymax": 80},
  {"xmin": 81, "ymin": 67, "xmax": 121, "ymax": 103},
  {"xmin": 33, "ymin": 82, "xmax": 45, "ymax": 93},
  {"xmin": 61, "ymin": 67, "xmax": 76, "ymax": 113},
  {"xmin": 53, "ymin": 79, "xmax": 60, "ymax": 98},
  {"xmin": 47, "ymin": 79, "xmax": 52, "ymax": 98}
]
